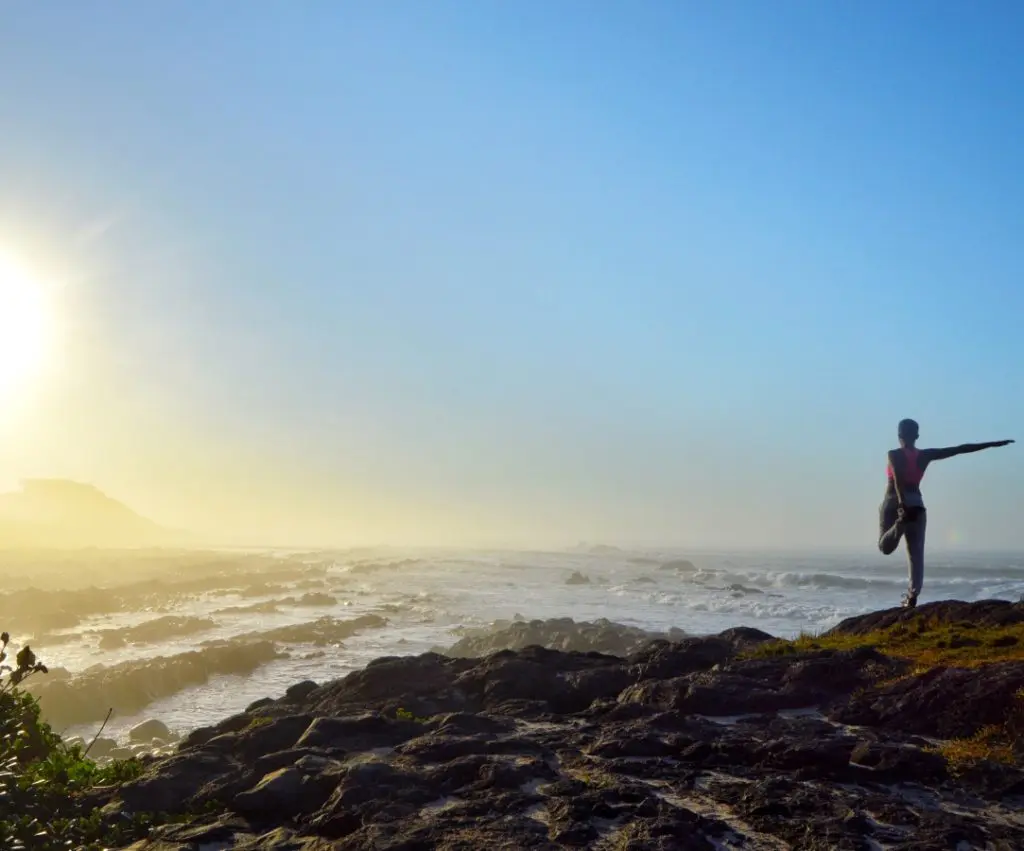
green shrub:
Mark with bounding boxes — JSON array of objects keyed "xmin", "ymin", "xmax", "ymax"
[{"xmin": 0, "ymin": 632, "xmax": 165, "ymax": 850}]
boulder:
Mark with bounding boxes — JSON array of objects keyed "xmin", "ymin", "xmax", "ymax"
[{"xmin": 130, "ymin": 718, "xmax": 172, "ymax": 743}]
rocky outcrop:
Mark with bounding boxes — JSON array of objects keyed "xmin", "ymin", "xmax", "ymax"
[
  {"xmin": 27, "ymin": 614, "xmax": 389, "ymax": 728},
  {"xmin": 438, "ymin": 617, "xmax": 689, "ymax": 658},
  {"xmin": 658, "ymin": 558, "xmax": 698, "ymax": 573},
  {"xmin": 831, "ymin": 659, "xmax": 1024, "ymax": 738},
  {"xmin": 204, "ymin": 614, "xmax": 387, "ymax": 648},
  {"xmin": 94, "ymin": 615, "xmax": 217, "ymax": 649},
  {"xmin": 29, "ymin": 641, "xmax": 282, "ymax": 728},
  {"xmin": 828, "ymin": 598, "xmax": 1024, "ymax": 635},
  {"xmin": 93, "ymin": 604, "xmax": 1024, "ymax": 850}
]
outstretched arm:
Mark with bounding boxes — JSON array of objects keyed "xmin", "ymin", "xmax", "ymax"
[{"xmin": 924, "ymin": 440, "xmax": 1015, "ymax": 462}]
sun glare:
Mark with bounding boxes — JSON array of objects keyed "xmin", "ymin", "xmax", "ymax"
[{"xmin": 0, "ymin": 252, "xmax": 51, "ymax": 402}]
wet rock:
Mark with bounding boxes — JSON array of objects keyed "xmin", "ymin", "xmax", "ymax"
[
  {"xmin": 207, "ymin": 613, "xmax": 388, "ymax": 648},
  {"xmin": 440, "ymin": 616, "xmax": 686, "ymax": 658},
  {"xmin": 179, "ymin": 725, "xmax": 217, "ymax": 749},
  {"xmin": 293, "ymin": 592, "xmax": 337, "ymax": 607},
  {"xmin": 214, "ymin": 599, "xmax": 281, "ymax": 616},
  {"xmin": 85, "ymin": 736, "xmax": 119, "ymax": 759},
  {"xmin": 95, "ymin": 615, "xmax": 217, "ymax": 649},
  {"xmin": 658, "ymin": 559, "xmax": 697, "ymax": 572},
  {"xmin": 28, "ymin": 640, "xmax": 281, "ymax": 728},
  {"xmin": 130, "ymin": 719, "xmax": 172, "ymax": 743},
  {"xmin": 565, "ymin": 571, "xmax": 591, "ymax": 586},
  {"xmin": 283, "ymin": 680, "xmax": 318, "ymax": 702}
]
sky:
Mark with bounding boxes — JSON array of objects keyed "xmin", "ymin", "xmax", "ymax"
[{"xmin": 0, "ymin": 1, "xmax": 1021, "ymax": 549}]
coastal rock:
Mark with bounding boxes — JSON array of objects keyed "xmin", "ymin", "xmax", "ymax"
[
  {"xmin": 233, "ymin": 755, "xmax": 344, "ymax": 819},
  {"xmin": 828, "ymin": 598, "xmax": 1024, "ymax": 635},
  {"xmin": 101, "ymin": 600, "xmax": 1024, "ymax": 849},
  {"xmin": 294, "ymin": 592, "xmax": 337, "ymax": 607},
  {"xmin": 830, "ymin": 659, "xmax": 1024, "ymax": 738},
  {"xmin": 84, "ymin": 736, "xmax": 118, "ymax": 759},
  {"xmin": 627, "ymin": 636, "xmax": 735, "ymax": 679},
  {"xmin": 726, "ymin": 582, "xmax": 763, "ymax": 595},
  {"xmin": 130, "ymin": 719, "xmax": 172, "ymax": 743},
  {"xmin": 716, "ymin": 625, "xmax": 776, "ymax": 648},
  {"xmin": 439, "ymin": 616, "xmax": 688, "ymax": 659},
  {"xmin": 658, "ymin": 558, "xmax": 697, "ymax": 573},
  {"xmin": 283, "ymin": 680, "xmax": 318, "ymax": 703},
  {"xmin": 29, "ymin": 640, "xmax": 282, "ymax": 728},
  {"xmin": 206, "ymin": 613, "xmax": 388, "ymax": 648},
  {"xmin": 95, "ymin": 615, "xmax": 217, "ymax": 649},
  {"xmin": 113, "ymin": 749, "xmax": 244, "ymax": 815},
  {"xmin": 565, "ymin": 570, "xmax": 590, "ymax": 585},
  {"xmin": 621, "ymin": 647, "xmax": 900, "ymax": 717}
]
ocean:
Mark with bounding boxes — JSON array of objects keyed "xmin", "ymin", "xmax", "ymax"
[{"xmin": 44, "ymin": 546, "xmax": 1024, "ymax": 744}]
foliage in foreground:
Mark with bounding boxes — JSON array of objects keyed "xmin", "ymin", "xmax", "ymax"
[{"xmin": 0, "ymin": 632, "xmax": 167, "ymax": 851}]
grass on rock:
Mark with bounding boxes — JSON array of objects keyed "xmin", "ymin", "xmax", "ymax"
[
  {"xmin": 746, "ymin": 614, "xmax": 1024, "ymax": 770},
  {"xmin": 749, "ymin": 617, "xmax": 1024, "ymax": 670}
]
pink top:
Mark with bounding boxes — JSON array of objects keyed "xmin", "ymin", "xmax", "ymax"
[{"xmin": 886, "ymin": 447, "xmax": 924, "ymax": 486}]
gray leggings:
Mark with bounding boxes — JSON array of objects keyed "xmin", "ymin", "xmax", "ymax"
[{"xmin": 878, "ymin": 498, "xmax": 927, "ymax": 598}]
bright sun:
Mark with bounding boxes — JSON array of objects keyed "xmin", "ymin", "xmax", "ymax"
[{"xmin": 0, "ymin": 253, "xmax": 51, "ymax": 401}]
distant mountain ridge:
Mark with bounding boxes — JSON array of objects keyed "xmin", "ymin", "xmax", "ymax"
[{"xmin": 0, "ymin": 479, "xmax": 181, "ymax": 548}]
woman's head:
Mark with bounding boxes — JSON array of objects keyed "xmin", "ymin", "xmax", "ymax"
[{"xmin": 898, "ymin": 418, "xmax": 919, "ymax": 447}]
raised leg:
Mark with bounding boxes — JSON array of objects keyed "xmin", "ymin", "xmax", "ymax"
[{"xmin": 878, "ymin": 498, "xmax": 902, "ymax": 555}]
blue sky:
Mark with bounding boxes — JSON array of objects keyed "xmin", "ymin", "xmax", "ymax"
[{"xmin": 0, "ymin": 2, "xmax": 1021, "ymax": 547}]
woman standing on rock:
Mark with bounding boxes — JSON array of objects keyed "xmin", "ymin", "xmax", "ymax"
[{"xmin": 879, "ymin": 419, "xmax": 1014, "ymax": 609}]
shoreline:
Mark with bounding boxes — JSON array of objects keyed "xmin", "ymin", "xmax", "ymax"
[{"xmin": 92, "ymin": 598, "xmax": 1024, "ymax": 849}]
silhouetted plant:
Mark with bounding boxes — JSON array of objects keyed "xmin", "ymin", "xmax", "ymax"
[{"xmin": 0, "ymin": 632, "xmax": 158, "ymax": 850}]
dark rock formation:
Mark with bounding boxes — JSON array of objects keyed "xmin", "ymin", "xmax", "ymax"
[
  {"xmin": 94, "ymin": 615, "xmax": 217, "ymax": 649},
  {"xmin": 96, "ymin": 602, "xmax": 1024, "ymax": 849},
  {"xmin": 828, "ymin": 598, "xmax": 1024, "ymax": 635},
  {"xmin": 831, "ymin": 659, "xmax": 1024, "ymax": 738},
  {"xmin": 438, "ymin": 616, "xmax": 688, "ymax": 658},
  {"xmin": 29, "ymin": 641, "xmax": 282, "ymax": 728},
  {"xmin": 204, "ymin": 614, "xmax": 388, "ymax": 648},
  {"xmin": 658, "ymin": 558, "xmax": 698, "ymax": 573}
]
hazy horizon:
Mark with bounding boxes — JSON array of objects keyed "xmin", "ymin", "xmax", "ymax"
[{"xmin": 1, "ymin": 3, "xmax": 1022, "ymax": 551}]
